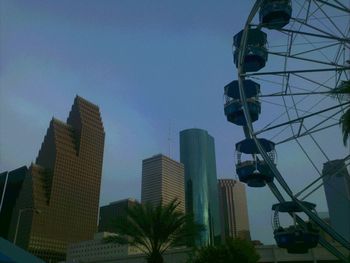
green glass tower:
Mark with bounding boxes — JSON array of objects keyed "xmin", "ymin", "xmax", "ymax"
[{"xmin": 180, "ymin": 128, "xmax": 221, "ymax": 245}]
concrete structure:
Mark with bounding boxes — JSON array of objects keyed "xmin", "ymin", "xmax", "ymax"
[
  {"xmin": 65, "ymin": 244, "xmax": 348, "ymax": 263},
  {"xmin": 218, "ymin": 179, "xmax": 251, "ymax": 241},
  {"xmin": 66, "ymin": 232, "xmax": 141, "ymax": 262},
  {"xmin": 0, "ymin": 166, "xmax": 27, "ymax": 239},
  {"xmin": 8, "ymin": 96, "xmax": 105, "ymax": 262},
  {"xmin": 99, "ymin": 198, "xmax": 138, "ymax": 233},
  {"xmin": 141, "ymin": 154, "xmax": 185, "ymax": 213},
  {"xmin": 322, "ymin": 159, "xmax": 350, "ymax": 242},
  {"xmin": 180, "ymin": 128, "xmax": 221, "ymax": 245}
]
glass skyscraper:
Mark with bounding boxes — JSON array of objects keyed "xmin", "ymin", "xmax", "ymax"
[{"xmin": 180, "ymin": 128, "xmax": 221, "ymax": 245}]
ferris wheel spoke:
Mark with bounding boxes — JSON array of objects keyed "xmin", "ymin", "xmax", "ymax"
[
  {"xmin": 292, "ymin": 73, "xmax": 338, "ymax": 91},
  {"xmin": 295, "ymin": 155, "xmax": 350, "ymax": 198},
  {"xmin": 260, "ymin": 91, "xmax": 332, "ymax": 97},
  {"xmin": 282, "ymin": 75, "xmax": 329, "ymax": 164},
  {"xmin": 243, "ymin": 66, "xmax": 350, "ymax": 77},
  {"xmin": 251, "ymin": 76, "xmax": 334, "ymax": 91},
  {"xmin": 259, "ymin": 74, "xmax": 340, "ymax": 132},
  {"xmin": 298, "ymin": 159, "xmax": 350, "ymax": 201},
  {"xmin": 314, "ymin": 0, "xmax": 350, "ymax": 13},
  {"xmin": 292, "ymin": 0, "xmax": 319, "ymax": 29},
  {"xmin": 297, "ymin": 0, "xmax": 348, "ymax": 40},
  {"xmin": 278, "ymin": 26, "xmax": 349, "ymax": 42},
  {"xmin": 254, "ymin": 101, "xmax": 349, "ymax": 136},
  {"xmin": 258, "ymin": 98, "xmax": 340, "ymax": 137},
  {"xmin": 293, "ymin": 137, "xmax": 324, "ymax": 183},
  {"xmin": 291, "ymin": 15, "xmax": 341, "ymax": 41},
  {"xmin": 268, "ymin": 50, "xmax": 344, "ymax": 68},
  {"xmin": 276, "ymin": 105, "xmax": 343, "ymax": 144},
  {"xmin": 300, "ymin": 182, "xmax": 325, "ymax": 200},
  {"xmin": 269, "ymin": 40, "xmax": 338, "ymax": 48},
  {"xmin": 275, "ymin": 122, "xmax": 340, "ymax": 145},
  {"xmin": 282, "ymin": 103, "xmax": 343, "ymax": 141},
  {"xmin": 260, "ymin": 98, "xmax": 338, "ymax": 122},
  {"xmin": 302, "ymin": 123, "xmax": 330, "ymax": 160},
  {"xmin": 291, "ymin": 42, "xmax": 339, "ymax": 57},
  {"xmin": 311, "ymin": 0, "xmax": 348, "ymax": 39}
]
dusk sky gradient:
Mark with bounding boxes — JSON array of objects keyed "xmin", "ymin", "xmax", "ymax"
[{"xmin": 1, "ymin": 0, "xmax": 348, "ymax": 244}]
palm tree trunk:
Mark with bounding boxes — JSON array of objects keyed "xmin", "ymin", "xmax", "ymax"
[{"xmin": 146, "ymin": 251, "xmax": 164, "ymax": 263}]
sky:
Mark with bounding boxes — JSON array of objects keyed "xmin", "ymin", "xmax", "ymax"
[{"xmin": 1, "ymin": 0, "xmax": 349, "ymax": 244}]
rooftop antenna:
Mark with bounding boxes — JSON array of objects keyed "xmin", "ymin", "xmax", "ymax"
[{"xmin": 168, "ymin": 120, "xmax": 172, "ymax": 158}]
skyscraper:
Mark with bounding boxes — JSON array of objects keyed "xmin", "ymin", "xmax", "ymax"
[
  {"xmin": 0, "ymin": 166, "xmax": 27, "ymax": 239},
  {"xmin": 217, "ymin": 179, "xmax": 250, "ymax": 242},
  {"xmin": 141, "ymin": 154, "xmax": 185, "ymax": 213},
  {"xmin": 8, "ymin": 96, "xmax": 105, "ymax": 262},
  {"xmin": 98, "ymin": 198, "xmax": 138, "ymax": 233},
  {"xmin": 322, "ymin": 159, "xmax": 350, "ymax": 242},
  {"xmin": 180, "ymin": 128, "xmax": 221, "ymax": 245}
]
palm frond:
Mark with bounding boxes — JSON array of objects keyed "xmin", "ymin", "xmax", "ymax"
[
  {"xmin": 331, "ymin": 80, "xmax": 350, "ymax": 101},
  {"xmin": 341, "ymin": 109, "xmax": 350, "ymax": 146},
  {"xmin": 331, "ymin": 80, "xmax": 350, "ymax": 146}
]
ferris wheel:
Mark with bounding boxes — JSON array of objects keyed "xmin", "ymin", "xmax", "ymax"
[{"xmin": 224, "ymin": 0, "xmax": 350, "ymax": 261}]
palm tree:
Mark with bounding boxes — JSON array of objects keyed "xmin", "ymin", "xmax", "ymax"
[
  {"xmin": 332, "ymin": 80, "xmax": 350, "ymax": 146},
  {"xmin": 105, "ymin": 199, "xmax": 203, "ymax": 263}
]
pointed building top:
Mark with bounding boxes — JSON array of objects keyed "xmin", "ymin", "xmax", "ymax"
[{"xmin": 75, "ymin": 95, "xmax": 100, "ymax": 110}]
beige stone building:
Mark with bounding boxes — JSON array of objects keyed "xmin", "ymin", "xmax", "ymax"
[
  {"xmin": 66, "ymin": 232, "xmax": 141, "ymax": 262},
  {"xmin": 141, "ymin": 154, "xmax": 185, "ymax": 213},
  {"xmin": 8, "ymin": 96, "xmax": 105, "ymax": 262},
  {"xmin": 218, "ymin": 179, "xmax": 251, "ymax": 241}
]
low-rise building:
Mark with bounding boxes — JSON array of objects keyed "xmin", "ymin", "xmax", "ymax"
[
  {"xmin": 66, "ymin": 242, "xmax": 348, "ymax": 263},
  {"xmin": 66, "ymin": 232, "xmax": 141, "ymax": 262},
  {"xmin": 99, "ymin": 198, "xmax": 138, "ymax": 233}
]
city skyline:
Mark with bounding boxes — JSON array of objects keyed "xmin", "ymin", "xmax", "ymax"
[{"xmin": 1, "ymin": 0, "xmax": 348, "ymax": 245}]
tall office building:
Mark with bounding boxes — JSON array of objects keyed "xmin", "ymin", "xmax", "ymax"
[
  {"xmin": 99, "ymin": 198, "xmax": 138, "ymax": 233},
  {"xmin": 0, "ymin": 166, "xmax": 27, "ymax": 239},
  {"xmin": 218, "ymin": 179, "xmax": 250, "ymax": 242},
  {"xmin": 141, "ymin": 154, "xmax": 185, "ymax": 213},
  {"xmin": 180, "ymin": 128, "xmax": 221, "ymax": 245},
  {"xmin": 322, "ymin": 159, "xmax": 350, "ymax": 242},
  {"xmin": 8, "ymin": 96, "xmax": 105, "ymax": 262}
]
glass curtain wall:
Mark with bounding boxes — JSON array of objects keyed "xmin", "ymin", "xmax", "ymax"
[{"xmin": 180, "ymin": 128, "xmax": 221, "ymax": 245}]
